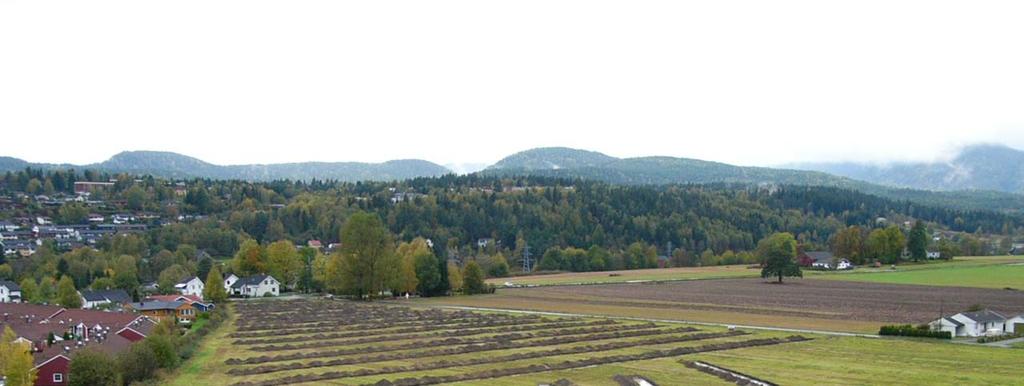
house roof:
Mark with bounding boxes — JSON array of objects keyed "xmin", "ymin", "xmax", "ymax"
[
  {"xmin": 1, "ymin": 280, "xmax": 20, "ymax": 291},
  {"xmin": 176, "ymin": 276, "xmax": 200, "ymax": 286},
  {"xmin": 943, "ymin": 317, "xmax": 964, "ymax": 327},
  {"xmin": 80, "ymin": 289, "xmax": 131, "ymax": 304},
  {"xmin": 144, "ymin": 294, "xmax": 203, "ymax": 304},
  {"xmin": 230, "ymin": 274, "xmax": 273, "ymax": 289},
  {"xmin": 803, "ymin": 251, "xmax": 835, "ymax": 262},
  {"xmin": 959, "ymin": 309, "xmax": 1007, "ymax": 323},
  {"xmin": 127, "ymin": 301, "xmax": 186, "ymax": 311}
]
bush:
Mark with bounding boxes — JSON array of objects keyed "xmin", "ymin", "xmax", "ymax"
[
  {"xmin": 878, "ymin": 325, "xmax": 951, "ymax": 339},
  {"xmin": 977, "ymin": 332, "xmax": 1023, "ymax": 343}
]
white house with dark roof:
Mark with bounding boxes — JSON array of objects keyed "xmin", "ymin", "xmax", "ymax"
[
  {"xmin": 0, "ymin": 280, "xmax": 22, "ymax": 303},
  {"xmin": 223, "ymin": 273, "xmax": 239, "ymax": 291},
  {"xmin": 229, "ymin": 274, "xmax": 280, "ymax": 298},
  {"xmin": 175, "ymin": 276, "xmax": 205, "ymax": 299},
  {"xmin": 79, "ymin": 289, "xmax": 132, "ymax": 309},
  {"xmin": 930, "ymin": 310, "xmax": 1010, "ymax": 337}
]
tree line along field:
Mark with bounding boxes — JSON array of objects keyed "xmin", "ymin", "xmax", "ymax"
[
  {"xmin": 169, "ymin": 298, "xmax": 818, "ymax": 386},
  {"xmin": 491, "ymin": 255, "xmax": 1024, "ymax": 289}
]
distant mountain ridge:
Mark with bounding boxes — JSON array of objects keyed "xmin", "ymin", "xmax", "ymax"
[
  {"xmin": 789, "ymin": 144, "xmax": 1024, "ymax": 194},
  {"xmin": 482, "ymin": 147, "xmax": 1024, "ymax": 213},
  {"xmin": 3, "ymin": 146, "xmax": 1023, "ymax": 212},
  {"xmin": 1, "ymin": 151, "xmax": 452, "ymax": 182}
]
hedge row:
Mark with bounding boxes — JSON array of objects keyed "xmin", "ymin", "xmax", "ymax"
[{"xmin": 878, "ymin": 325, "xmax": 951, "ymax": 339}]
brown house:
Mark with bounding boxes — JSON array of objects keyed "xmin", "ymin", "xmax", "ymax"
[{"xmin": 125, "ymin": 300, "xmax": 197, "ymax": 323}]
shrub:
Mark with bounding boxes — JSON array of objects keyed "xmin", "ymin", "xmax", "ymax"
[
  {"xmin": 977, "ymin": 332, "xmax": 1023, "ymax": 343},
  {"xmin": 878, "ymin": 325, "xmax": 951, "ymax": 339}
]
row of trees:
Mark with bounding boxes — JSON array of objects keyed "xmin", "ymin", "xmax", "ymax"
[{"xmin": 829, "ymin": 221, "xmax": 986, "ymax": 265}]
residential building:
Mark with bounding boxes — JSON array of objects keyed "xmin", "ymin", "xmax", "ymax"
[
  {"xmin": 1, "ymin": 280, "xmax": 22, "ymax": 303},
  {"xmin": 79, "ymin": 289, "xmax": 132, "ymax": 309},
  {"xmin": 228, "ymin": 274, "xmax": 280, "ymax": 298},
  {"xmin": 175, "ymin": 276, "xmax": 204, "ymax": 299},
  {"xmin": 930, "ymin": 309, "xmax": 1010, "ymax": 337},
  {"xmin": 0, "ymin": 303, "xmax": 157, "ymax": 386},
  {"xmin": 125, "ymin": 301, "xmax": 197, "ymax": 323}
]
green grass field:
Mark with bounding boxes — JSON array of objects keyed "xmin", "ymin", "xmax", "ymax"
[
  {"xmin": 691, "ymin": 336, "xmax": 1024, "ymax": 385},
  {"xmin": 818, "ymin": 264, "xmax": 1024, "ymax": 289}
]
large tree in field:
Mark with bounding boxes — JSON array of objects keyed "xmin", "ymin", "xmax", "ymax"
[
  {"xmin": 907, "ymin": 221, "xmax": 929, "ymax": 261},
  {"xmin": 757, "ymin": 232, "xmax": 801, "ymax": 283},
  {"xmin": 462, "ymin": 260, "xmax": 487, "ymax": 294},
  {"xmin": 336, "ymin": 212, "xmax": 397, "ymax": 299}
]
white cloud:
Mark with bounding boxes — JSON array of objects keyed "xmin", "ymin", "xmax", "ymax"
[{"xmin": 1, "ymin": 0, "xmax": 1022, "ymax": 167}]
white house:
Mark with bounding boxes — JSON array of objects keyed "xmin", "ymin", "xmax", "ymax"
[
  {"xmin": 803, "ymin": 251, "xmax": 853, "ymax": 270},
  {"xmin": 926, "ymin": 250, "xmax": 941, "ymax": 259},
  {"xmin": 175, "ymin": 276, "xmax": 205, "ymax": 300},
  {"xmin": 0, "ymin": 221, "xmax": 17, "ymax": 232},
  {"xmin": 931, "ymin": 310, "xmax": 1008, "ymax": 337},
  {"xmin": 0, "ymin": 280, "xmax": 22, "ymax": 303},
  {"xmin": 229, "ymin": 274, "xmax": 280, "ymax": 298},
  {"xmin": 223, "ymin": 274, "xmax": 239, "ymax": 291},
  {"xmin": 1006, "ymin": 315, "xmax": 1024, "ymax": 334}
]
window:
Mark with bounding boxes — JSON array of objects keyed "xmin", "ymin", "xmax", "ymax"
[{"xmin": 54, "ymin": 373, "xmax": 64, "ymax": 382}]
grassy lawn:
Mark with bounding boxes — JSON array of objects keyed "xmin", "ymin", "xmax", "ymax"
[
  {"xmin": 816, "ymin": 256, "xmax": 1024, "ymax": 289},
  {"xmin": 691, "ymin": 336, "xmax": 1024, "ymax": 385},
  {"xmin": 164, "ymin": 306, "xmax": 238, "ymax": 386}
]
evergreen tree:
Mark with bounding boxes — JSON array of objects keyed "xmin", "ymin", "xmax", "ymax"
[
  {"xmin": 908, "ymin": 221, "xmax": 929, "ymax": 261},
  {"xmin": 203, "ymin": 265, "xmax": 228, "ymax": 303}
]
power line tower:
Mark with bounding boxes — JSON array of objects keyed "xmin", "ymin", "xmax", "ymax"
[{"xmin": 522, "ymin": 242, "xmax": 532, "ymax": 273}]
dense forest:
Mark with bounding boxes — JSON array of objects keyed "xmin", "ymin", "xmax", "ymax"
[{"xmin": 1, "ymin": 168, "xmax": 1021, "ymax": 300}]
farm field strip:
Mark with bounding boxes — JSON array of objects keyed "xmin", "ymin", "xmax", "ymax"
[
  {"xmin": 238, "ymin": 318, "xmax": 614, "ymax": 347},
  {"xmin": 227, "ymin": 328, "xmax": 742, "ymax": 376},
  {"xmin": 232, "ymin": 335, "xmax": 811, "ymax": 386},
  {"xmin": 198, "ymin": 299, "xmax": 826, "ymax": 386},
  {"xmin": 232, "ymin": 313, "xmax": 541, "ymax": 337},
  {"xmin": 241, "ymin": 317, "xmax": 638, "ymax": 354},
  {"xmin": 488, "ymin": 278, "xmax": 1024, "ymax": 325},
  {"xmin": 233, "ymin": 314, "xmax": 552, "ymax": 342},
  {"xmin": 238, "ymin": 319, "xmax": 651, "ymax": 358}
]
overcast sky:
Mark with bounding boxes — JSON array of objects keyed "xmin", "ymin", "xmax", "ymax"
[{"xmin": 2, "ymin": 1, "xmax": 1022, "ymax": 169}]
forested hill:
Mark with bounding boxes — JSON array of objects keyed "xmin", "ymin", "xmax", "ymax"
[
  {"xmin": 482, "ymin": 147, "xmax": 1024, "ymax": 213},
  {"xmin": 790, "ymin": 144, "xmax": 1024, "ymax": 194},
  {"xmin": 0, "ymin": 151, "xmax": 451, "ymax": 182}
]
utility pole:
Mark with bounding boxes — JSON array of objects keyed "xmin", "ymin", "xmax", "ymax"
[{"xmin": 522, "ymin": 242, "xmax": 532, "ymax": 273}]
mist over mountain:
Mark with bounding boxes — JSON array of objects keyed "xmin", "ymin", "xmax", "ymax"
[
  {"xmin": 482, "ymin": 147, "xmax": 1024, "ymax": 213},
  {"xmin": 789, "ymin": 144, "xmax": 1024, "ymax": 194}
]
